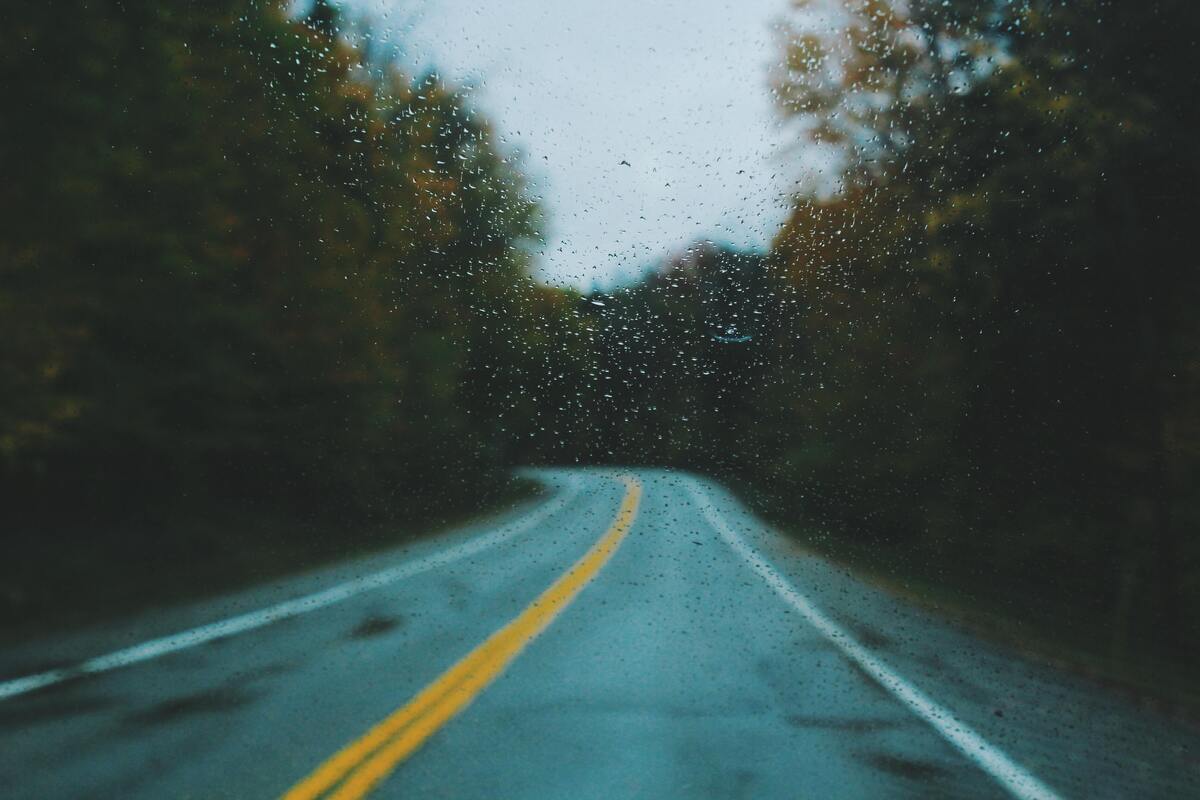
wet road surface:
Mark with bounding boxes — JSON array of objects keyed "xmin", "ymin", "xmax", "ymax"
[{"xmin": 1, "ymin": 468, "xmax": 1197, "ymax": 798}]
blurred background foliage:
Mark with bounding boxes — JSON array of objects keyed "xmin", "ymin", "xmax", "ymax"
[
  {"xmin": 560, "ymin": 0, "xmax": 1200, "ymax": 691},
  {"xmin": 1, "ymin": 0, "xmax": 563, "ymax": 519},
  {"xmin": 0, "ymin": 0, "xmax": 588, "ymax": 625},
  {"xmin": 1, "ymin": 0, "xmax": 1196, "ymax": 693}
]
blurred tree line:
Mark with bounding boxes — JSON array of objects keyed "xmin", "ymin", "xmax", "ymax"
[
  {"xmin": 2, "ymin": 0, "xmax": 1195, "ymax": 686},
  {"xmin": 0, "ymin": 0, "xmax": 573, "ymax": 528},
  {"xmin": 552, "ymin": 0, "xmax": 1198, "ymax": 685}
]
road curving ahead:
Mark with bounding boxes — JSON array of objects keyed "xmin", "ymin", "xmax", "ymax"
[{"xmin": 1, "ymin": 469, "xmax": 1196, "ymax": 799}]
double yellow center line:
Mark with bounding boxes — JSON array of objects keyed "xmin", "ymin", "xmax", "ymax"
[{"xmin": 282, "ymin": 474, "xmax": 642, "ymax": 800}]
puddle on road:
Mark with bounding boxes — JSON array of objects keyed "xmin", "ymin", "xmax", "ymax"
[
  {"xmin": 785, "ymin": 714, "xmax": 908, "ymax": 733},
  {"xmin": 856, "ymin": 750, "xmax": 952, "ymax": 782},
  {"xmin": 347, "ymin": 614, "xmax": 406, "ymax": 640},
  {"xmin": 124, "ymin": 685, "xmax": 259, "ymax": 727}
]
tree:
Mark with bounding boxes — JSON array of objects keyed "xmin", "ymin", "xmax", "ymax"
[{"xmin": 767, "ymin": 0, "xmax": 1200, "ymax": 669}]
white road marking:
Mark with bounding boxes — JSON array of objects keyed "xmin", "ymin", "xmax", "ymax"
[
  {"xmin": 686, "ymin": 479, "xmax": 1065, "ymax": 800},
  {"xmin": 0, "ymin": 477, "xmax": 581, "ymax": 702}
]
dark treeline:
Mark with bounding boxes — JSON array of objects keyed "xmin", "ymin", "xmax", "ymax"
[
  {"xmin": 0, "ymin": 0, "xmax": 585, "ymax": 624},
  {"xmin": 549, "ymin": 0, "xmax": 1200, "ymax": 688},
  {"xmin": 2, "ymin": 0, "xmax": 1196, "ymax": 689},
  {"xmin": 1, "ymin": 0, "xmax": 568, "ymax": 522}
]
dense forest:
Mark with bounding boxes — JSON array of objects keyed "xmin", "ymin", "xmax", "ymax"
[
  {"xmin": 0, "ymin": 0, "xmax": 589, "ymax": 625},
  {"xmin": 561, "ymin": 0, "xmax": 1200, "ymax": 689},
  {"xmin": 1, "ymin": 0, "xmax": 575, "ymax": 518},
  {"xmin": 2, "ymin": 0, "xmax": 1197, "ymax": 692}
]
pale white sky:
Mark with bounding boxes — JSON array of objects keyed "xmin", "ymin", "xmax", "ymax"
[{"xmin": 355, "ymin": 0, "xmax": 805, "ymax": 287}]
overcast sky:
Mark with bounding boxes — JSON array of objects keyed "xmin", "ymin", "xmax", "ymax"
[{"xmin": 357, "ymin": 0, "xmax": 801, "ymax": 288}]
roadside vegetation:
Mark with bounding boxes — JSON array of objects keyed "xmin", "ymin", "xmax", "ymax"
[
  {"xmin": 1, "ymin": 0, "xmax": 1196, "ymax": 701},
  {"xmin": 0, "ymin": 1, "xmax": 571, "ymax": 631},
  {"xmin": 549, "ymin": 1, "xmax": 1200, "ymax": 700}
]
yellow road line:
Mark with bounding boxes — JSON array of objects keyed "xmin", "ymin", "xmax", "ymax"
[{"xmin": 282, "ymin": 474, "xmax": 642, "ymax": 800}]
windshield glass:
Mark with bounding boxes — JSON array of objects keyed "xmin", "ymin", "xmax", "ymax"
[{"xmin": 2, "ymin": 1, "xmax": 1197, "ymax": 798}]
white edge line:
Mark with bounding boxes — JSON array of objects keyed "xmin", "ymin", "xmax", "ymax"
[
  {"xmin": 0, "ymin": 476, "xmax": 582, "ymax": 702},
  {"xmin": 686, "ymin": 479, "xmax": 1065, "ymax": 800}
]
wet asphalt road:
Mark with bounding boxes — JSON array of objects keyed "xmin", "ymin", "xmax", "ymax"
[{"xmin": 1, "ymin": 468, "xmax": 1197, "ymax": 799}]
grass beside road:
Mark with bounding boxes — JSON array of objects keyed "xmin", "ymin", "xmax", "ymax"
[
  {"xmin": 0, "ymin": 475, "xmax": 542, "ymax": 646},
  {"xmin": 809, "ymin": 532, "xmax": 1200, "ymax": 718},
  {"xmin": 724, "ymin": 480, "xmax": 1200, "ymax": 720}
]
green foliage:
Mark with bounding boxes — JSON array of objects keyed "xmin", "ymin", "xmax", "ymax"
[
  {"xmin": 768, "ymin": 0, "xmax": 1200, "ymax": 674},
  {"xmin": 556, "ymin": 0, "xmax": 1199, "ymax": 683},
  {"xmin": 2, "ymin": 0, "xmax": 1195, "ymax": 689},
  {"xmin": 562, "ymin": 244, "xmax": 775, "ymax": 469},
  {"xmin": 0, "ymin": 1, "xmax": 550, "ymax": 522}
]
